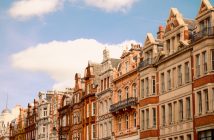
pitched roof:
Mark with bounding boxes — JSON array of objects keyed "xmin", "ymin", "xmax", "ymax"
[{"xmin": 183, "ymin": 18, "xmax": 196, "ymax": 30}]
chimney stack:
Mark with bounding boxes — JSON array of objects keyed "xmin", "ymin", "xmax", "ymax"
[{"xmin": 157, "ymin": 25, "xmax": 164, "ymax": 39}]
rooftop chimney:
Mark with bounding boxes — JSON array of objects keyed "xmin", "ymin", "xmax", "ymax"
[{"xmin": 157, "ymin": 25, "xmax": 164, "ymax": 39}]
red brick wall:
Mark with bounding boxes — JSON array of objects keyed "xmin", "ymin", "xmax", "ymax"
[
  {"xmin": 193, "ymin": 74, "xmax": 214, "ymax": 88},
  {"xmin": 195, "ymin": 115, "xmax": 214, "ymax": 127},
  {"xmin": 139, "ymin": 97, "xmax": 159, "ymax": 107},
  {"xmin": 140, "ymin": 130, "xmax": 159, "ymax": 139}
]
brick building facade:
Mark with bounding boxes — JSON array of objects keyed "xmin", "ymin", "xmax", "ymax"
[
  {"xmin": 110, "ymin": 44, "xmax": 141, "ymax": 140},
  {"xmin": 8, "ymin": 0, "xmax": 214, "ymax": 140}
]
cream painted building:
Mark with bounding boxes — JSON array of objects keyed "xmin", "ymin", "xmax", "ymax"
[
  {"xmin": 157, "ymin": 7, "xmax": 195, "ymax": 140},
  {"xmin": 139, "ymin": 32, "xmax": 163, "ymax": 140},
  {"xmin": 96, "ymin": 48, "xmax": 120, "ymax": 140}
]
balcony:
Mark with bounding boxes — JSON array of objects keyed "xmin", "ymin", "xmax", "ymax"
[
  {"xmin": 139, "ymin": 58, "xmax": 154, "ymax": 69},
  {"xmin": 39, "ymin": 134, "xmax": 45, "ymax": 139},
  {"xmin": 59, "ymin": 126, "xmax": 70, "ymax": 133},
  {"xmin": 191, "ymin": 27, "xmax": 214, "ymax": 42},
  {"xmin": 110, "ymin": 97, "xmax": 137, "ymax": 113}
]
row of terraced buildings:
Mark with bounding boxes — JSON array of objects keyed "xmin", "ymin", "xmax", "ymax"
[{"xmin": 8, "ymin": 0, "xmax": 214, "ymax": 140}]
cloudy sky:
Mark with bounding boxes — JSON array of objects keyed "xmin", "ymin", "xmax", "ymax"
[{"xmin": 0, "ymin": 0, "xmax": 209, "ymax": 111}]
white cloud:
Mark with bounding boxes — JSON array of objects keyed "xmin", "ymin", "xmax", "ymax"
[
  {"xmin": 8, "ymin": 0, "xmax": 63, "ymax": 20},
  {"xmin": 11, "ymin": 39, "xmax": 140, "ymax": 90},
  {"xmin": 84, "ymin": 0, "xmax": 137, "ymax": 12},
  {"xmin": 8, "ymin": 0, "xmax": 138, "ymax": 20}
]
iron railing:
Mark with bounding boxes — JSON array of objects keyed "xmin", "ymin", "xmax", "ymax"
[
  {"xmin": 110, "ymin": 97, "xmax": 137, "ymax": 113},
  {"xmin": 191, "ymin": 27, "xmax": 214, "ymax": 42},
  {"xmin": 139, "ymin": 58, "xmax": 154, "ymax": 69}
]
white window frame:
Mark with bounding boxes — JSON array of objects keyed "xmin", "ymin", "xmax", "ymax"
[
  {"xmin": 185, "ymin": 62, "xmax": 190, "ymax": 83},
  {"xmin": 141, "ymin": 79, "xmax": 144, "ymax": 98},
  {"xmin": 145, "ymin": 78, "xmax": 149, "ymax": 97},
  {"xmin": 152, "ymin": 108, "xmax": 156, "ymax": 127},
  {"xmin": 126, "ymin": 115, "xmax": 129, "ymax": 129},
  {"xmin": 211, "ymin": 50, "xmax": 214, "ymax": 70},
  {"xmin": 125, "ymin": 87, "xmax": 129, "ymax": 99},
  {"xmin": 179, "ymin": 100, "xmax": 183, "ymax": 121},
  {"xmin": 167, "ymin": 70, "xmax": 171, "ymax": 90},
  {"xmin": 162, "ymin": 105, "xmax": 165, "ymax": 125},
  {"xmin": 168, "ymin": 103, "xmax": 172, "ymax": 123},
  {"xmin": 146, "ymin": 109, "xmax": 149, "ymax": 129},
  {"xmin": 125, "ymin": 61, "xmax": 129, "ymax": 72},
  {"xmin": 161, "ymin": 73, "xmax": 165, "ymax": 93},
  {"xmin": 92, "ymin": 102, "xmax": 96, "ymax": 116},
  {"xmin": 202, "ymin": 51, "xmax": 207, "ymax": 74},
  {"xmin": 134, "ymin": 112, "xmax": 137, "ymax": 128},
  {"xmin": 204, "ymin": 89, "xmax": 209, "ymax": 112},
  {"xmin": 178, "ymin": 65, "xmax": 182, "ymax": 86},
  {"xmin": 152, "ymin": 77, "xmax": 156, "ymax": 95},
  {"xmin": 118, "ymin": 90, "xmax": 122, "ymax": 102},
  {"xmin": 186, "ymin": 97, "xmax": 191, "ymax": 119},
  {"xmin": 196, "ymin": 54, "xmax": 200, "ymax": 77},
  {"xmin": 141, "ymin": 110, "xmax": 144, "ymax": 130},
  {"xmin": 132, "ymin": 84, "xmax": 137, "ymax": 97},
  {"xmin": 198, "ymin": 91, "xmax": 202, "ymax": 115},
  {"xmin": 92, "ymin": 124, "xmax": 96, "ymax": 139}
]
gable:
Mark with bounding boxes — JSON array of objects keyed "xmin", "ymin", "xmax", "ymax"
[
  {"xmin": 143, "ymin": 33, "xmax": 155, "ymax": 47},
  {"xmin": 197, "ymin": 0, "xmax": 212, "ymax": 16},
  {"xmin": 165, "ymin": 8, "xmax": 185, "ymax": 33}
]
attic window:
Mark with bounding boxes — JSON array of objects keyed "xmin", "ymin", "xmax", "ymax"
[
  {"xmin": 133, "ymin": 56, "xmax": 137, "ymax": 62},
  {"xmin": 125, "ymin": 61, "xmax": 129, "ymax": 72},
  {"xmin": 170, "ymin": 23, "xmax": 174, "ymax": 29}
]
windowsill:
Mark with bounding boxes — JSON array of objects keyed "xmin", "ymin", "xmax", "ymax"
[
  {"xmin": 140, "ymin": 127, "xmax": 157, "ymax": 132},
  {"xmin": 160, "ymin": 82, "xmax": 192, "ymax": 95},
  {"xmin": 195, "ymin": 111, "xmax": 214, "ymax": 118},
  {"xmin": 160, "ymin": 119, "xmax": 193, "ymax": 128},
  {"xmin": 193, "ymin": 71, "xmax": 213, "ymax": 80},
  {"xmin": 140, "ymin": 94, "xmax": 157, "ymax": 100}
]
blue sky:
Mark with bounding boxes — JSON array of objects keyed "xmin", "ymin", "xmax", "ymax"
[{"xmin": 0, "ymin": 0, "xmax": 210, "ymax": 111}]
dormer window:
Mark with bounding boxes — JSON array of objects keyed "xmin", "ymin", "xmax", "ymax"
[
  {"xmin": 125, "ymin": 87, "xmax": 129, "ymax": 99},
  {"xmin": 118, "ymin": 90, "xmax": 122, "ymax": 102},
  {"xmin": 86, "ymin": 84, "xmax": 90, "ymax": 94},
  {"xmin": 166, "ymin": 39, "xmax": 171, "ymax": 55},
  {"xmin": 200, "ymin": 17, "xmax": 211, "ymax": 32},
  {"xmin": 172, "ymin": 37, "xmax": 175, "ymax": 52},
  {"xmin": 118, "ymin": 63, "xmax": 122, "ymax": 76},
  {"xmin": 132, "ymin": 84, "xmax": 137, "ymax": 97},
  {"xmin": 170, "ymin": 23, "xmax": 174, "ymax": 29},
  {"xmin": 125, "ymin": 61, "xmax": 129, "ymax": 73},
  {"xmin": 43, "ymin": 107, "xmax": 47, "ymax": 117},
  {"xmin": 177, "ymin": 33, "xmax": 180, "ymax": 44}
]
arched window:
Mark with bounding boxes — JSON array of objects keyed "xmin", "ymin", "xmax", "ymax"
[
  {"xmin": 126, "ymin": 115, "xmax": 129, "ymax": 129},
  {"xmin": 133, "ymin": 112, "xmax": 137, "ymax": 127},
  {"xmin": 132, "ymin": 84, "xmax": 137, "ymax": 97},
  {"xmin": 100, "ymin": 124, "xmax": 103, "ymax": 138},
  {"xmin": 118, "ymin": 90, "xmax": 122, "ymax": 102},
  {"xmin": 100, "ymin": 102, "xmax": 103, "ymax": 115},
  {"xmin": 118, "ymin": 117, "xmax": 122, "ymax": 131},
  {"xmin": 105, "ymin": 100, "xmax": 108, "ymax": 114},
  {"xmin": 125, "ymin": 87, "xmax": 129, "ymax": 99}
]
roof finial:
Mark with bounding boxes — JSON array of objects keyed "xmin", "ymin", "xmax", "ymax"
[{"xmin": 103, "ymin": 46, "xmax": 110, "ymax": 61}]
